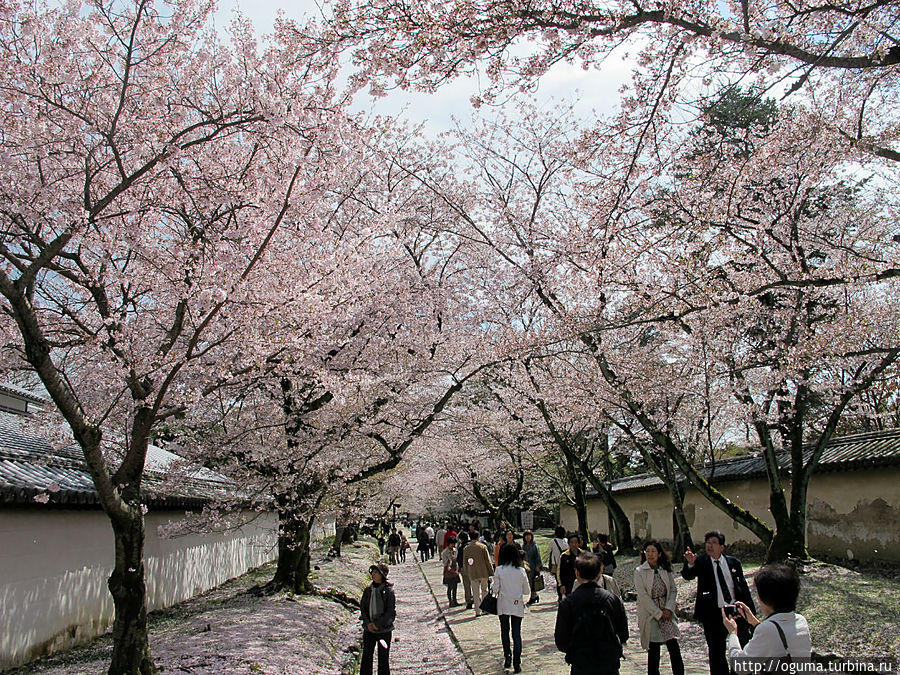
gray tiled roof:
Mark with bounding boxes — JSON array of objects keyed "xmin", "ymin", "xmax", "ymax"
[
  {"xmin": 605, "ymin": 428, "xmax": 900, "ymax": 495},
  {"xmin": 0, "ymin": 415, "xmax": 236, "ymax": 508},
  {"xmin": 0, "ymin": 382, "xmax": 47, "ymax": 405}
]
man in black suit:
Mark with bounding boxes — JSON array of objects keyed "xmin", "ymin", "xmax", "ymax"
[{"xmin": 682, "ymin": 530, "xmax": 755, "ymax": 675}]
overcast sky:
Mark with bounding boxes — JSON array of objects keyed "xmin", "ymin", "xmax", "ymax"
[{"xmin": 213, "ymin": 0, "xmax": 635, "ymax": 137}]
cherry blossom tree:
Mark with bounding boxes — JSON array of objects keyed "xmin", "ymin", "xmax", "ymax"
[
  {"xmin": 326, "ymin": 0, "xmax": 899, "ymax": 163},
  {"xmin": 0, "ymin": 0, "xmax": 352, "ymax": 670},
  {"xmin": 633, "ymin": 92, "xmax": 900, "ymax": 559},
  {"xmin": 382, "ymin": 90, "xmax": 899, "ymax": 560},
  {"xmin": 170, "ymin": 126, "xmax": 504, "ymax": 592}
]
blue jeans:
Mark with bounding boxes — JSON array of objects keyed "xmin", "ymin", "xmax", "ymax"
[{"xmin": 499, "ymin": 614, "xmax": 522, "ymax": 666}]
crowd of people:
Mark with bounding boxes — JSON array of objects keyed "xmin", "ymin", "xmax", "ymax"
[{"xmin": 362, "ymin": 522, "xmax": 812, "ymax": 675}]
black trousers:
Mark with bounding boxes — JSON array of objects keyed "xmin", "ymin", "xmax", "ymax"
[
  {"xmin": 361, "ymin": 630, "xmax": 391, "ymax": 675},
  {"xmin": 649, "ymin": 639, "xmax": 684, "ymax": 675},
  {"xmin": 499, "ymin": 614, "xmax": 523, "ymax": 666},
  {"xmin": 701, "ymin": 617, "xmax": 751, "ymax": 675}
]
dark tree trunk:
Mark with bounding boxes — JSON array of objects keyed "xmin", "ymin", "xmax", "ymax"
[
  {"xmin": 591, "ymin": 350, "xmax": 775, "ymax": 549},
  {"xmin": 766, "ymin": 470, "xmax": 811, "ymax": 562},
  {"xmin": 588, "ymin": 478, "xmax": 634, "ymax": 553},
  {"xmin": 670, "ymin": 481, "xmax": 693, "ymax": 555},
  {"xmin": 269, "ymin": 512, "xmax": 313, "ymax": 593},
  {"xmin": 570, "ymin": 469, "xmax": 590, "ymax": 544},
  {"xmin": 471, "ymin": 465, "xmax": 524, "ymax": 534},
  {"xmin": 639, "ymin": 446, "xmax": 693, "ymax": 553},
  {"xmin": 107, "ymin": 508, "xmax": 154, "ymax": 675},
  {"xmin": 330, "ymin": 522, "xmax": 356, "ymax": 556}
]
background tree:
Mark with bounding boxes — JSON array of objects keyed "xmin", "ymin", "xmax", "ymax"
[
  {"xmin": 175, "ymin": 127, "xmax": 501, "ymax": 592},
  {"xmin": 0, "ymin": 1, "xmax": 349, "ymax": 670},
  {"xmin": 327, "ymin": 0, "xmax": 900, "ymax": 162}
]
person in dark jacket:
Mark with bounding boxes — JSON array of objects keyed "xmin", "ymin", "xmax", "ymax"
[
  {"xmin": 360, "ymin": 563, "xmax": 396, "ymax": 675},
  {"xmin": 416, "ymin": 526, "xmax": 430, "ymax": 562},
  {"xmin": 682, "ymin": 530, "xmax": 755, "ymax": 675},
  {"xmin": 557, "ymin": 533, "xmax": 585, "ymax": 597},
  {"xmin": 386, "ymin": 529, "xmax": 402, "ymax": 564},
  {"xmin": 522, "ymin": 529, "xmax": 543, "ymax": 605},
  {"xmin": 555, "ymin": 552, "xmax": 628, "ymax": 674}
]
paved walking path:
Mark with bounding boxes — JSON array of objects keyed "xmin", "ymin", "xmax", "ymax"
[
  {"xmin": 415, "ymin": 556, "xmax": 711, "ymax": 675},
  {"xmin": 387, "ymin": 558, "xmax": 473, "ymax": 674}
]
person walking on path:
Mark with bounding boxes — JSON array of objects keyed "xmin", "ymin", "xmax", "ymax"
[
  {"xmin": 426, "ymin": 523, "xmax": 436, "ymax": 559},
  {"xmin": 436, "ymin": 523, "xmax": 447, "ymax": 557},
  {"xmin": 492, "ymin": 543, "xmax": 532, "ymax": 673},
  {"xmin": 444, "ymin": 523, "xmax": 458, "ymax": 550},
  {"xmin": 522, "ymin": 529, "xmax": 543, "ymax": 605},
  {"xmin": 360, "ymin": 563, "xmax": 396, "ymax": 675},
  {"xmin": 494, "ymin": 529, "xmax": 523, "ymax": 566},
  {"xmin": 635, "ymin": 540, "xmax": 685, "ymax": 675},
  {"xmin": 417, "ymin": 526, "xmax": 430, "ymax": 563},
  {"xmin": 722, "ymin": 563, "xmax": 811, "ymax": 669},
  {"xmin": 442, "ymin": 535, "xmax": 462, "ymax": 607},
  {"xmin": 594, "ymin": 533, "xmax": 617, "ymax": 573},
  {"xmin": 457, "ymin": 532, "xmax": 474, "ymax": 609},
  {"xmin": 554, "ymin": 552, "xmax": 629, "ymax": 675},
  {"xmin": 558, "ymin": 533, "xmax": 585, "ymax": 598},
  {"xmin": 574, "ymin": 556, "xmax": 621, "ymax": 597},
  {"xmin": 548, "ymin": 526, "xmax": 568, "ymax": 600},
  {"xmin": 463, "ymin": 530, "xmax": 494, "ymax": 617},
  {"xmin": 399, "ymin": 531, "xmax": 409, "ymax": 563},
  {"xmin": 387, "ymin": 529, "xmax": 402, "ymax": 565},
  {"xmin": 682, "ymin": 530, "xmax": 755, "ymax": 675}
]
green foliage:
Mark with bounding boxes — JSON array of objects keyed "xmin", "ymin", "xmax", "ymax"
[
  {"xmin": 691, "ymin": 86, "xmax": 778, "ymax": 160},
  {"xmin": 704, "ymin": 87, "xmax": 778, "ymax": 135}
]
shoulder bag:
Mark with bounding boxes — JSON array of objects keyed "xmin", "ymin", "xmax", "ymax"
[{"xmin": 479, "ymin": 591, "xmax": 498, "ymax": 615}]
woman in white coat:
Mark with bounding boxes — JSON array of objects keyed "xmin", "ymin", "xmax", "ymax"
[
  {"xmin": 492, "ymin": 543, "xmax": 532, "ymax": 673},
  {"xmin": 634, "ymin": 539, "xmax": 685, "ymax": 675},
  {"xmin": 722, "ymin": 562, "xmax": 811, "ymax": 669}
]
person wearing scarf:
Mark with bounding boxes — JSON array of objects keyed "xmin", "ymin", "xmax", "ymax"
[{"xmin": 360, "ymin": 564, "xmax": 396, "ymax": 675}]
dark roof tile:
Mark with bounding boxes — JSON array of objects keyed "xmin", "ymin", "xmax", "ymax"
[
  {"xmin": 0, "ymin": 413, "xmax": 237, "ymax": 508},
  {"xmin": 604, "ymin": 428, "xmax": 900, "ymax": 495}
]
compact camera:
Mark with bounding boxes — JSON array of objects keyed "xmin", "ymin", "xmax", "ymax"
[{"xmin": 723, "ymin": 604, "xmax": 740, "ymax": 617}]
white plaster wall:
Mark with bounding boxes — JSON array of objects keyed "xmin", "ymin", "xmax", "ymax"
[
  {"xmin": 559, "ymin": 466, "xmax": 900, "ymax": 562},
  {"xmin": 0, "ymin": 509, "xmax": 277, "ymax": 669}
]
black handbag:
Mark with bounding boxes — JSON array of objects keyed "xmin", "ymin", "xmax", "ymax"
[{"xmin": 479, "ymin": 592, "xmax": 498, "ymax": 615}]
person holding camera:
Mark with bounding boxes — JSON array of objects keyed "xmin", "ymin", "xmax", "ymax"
[
  {"xmin": 682, "ymin": 530, "xmax": 755, "ymax": 675},
  {"xmin": 722, "ymin": 563, "xmax": 811, "ymax": 669},
  {"xmin": 635, "ymin": 540, "xmax": 684, "ymax": 675}
]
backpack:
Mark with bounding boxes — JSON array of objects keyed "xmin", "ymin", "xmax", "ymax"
[{"xmin": 568, "ymin": 593, "xmax": 622, "ymax": 664}]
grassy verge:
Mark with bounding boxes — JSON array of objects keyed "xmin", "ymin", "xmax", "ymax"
[{"xmin": 796, "ymin": 560, "xmax": 900, "ymax": 660}]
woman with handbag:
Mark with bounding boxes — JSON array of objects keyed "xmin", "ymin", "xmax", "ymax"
[
  {"xmin": 491, "ymin": 543, "xmax": 532, "ymax": 673},
  {"xmin": 522, "ymin": 530, "xmax": 543, "ymax": 605},
  {"xmin": 722, "ymin": 563, "xmax": 811, "ymax": 670},
  {"xmin": 441, "ymin": 535, "xmax": 461, "ymax": 607}
]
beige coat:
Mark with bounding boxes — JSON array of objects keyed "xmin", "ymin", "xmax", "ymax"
[
  {"xmin": 634, "ymin": 561, "xmax": 679, "ymax": 649},
  {"xmin": 463, "ymin": 540, "xmax": 494, "ymax": 580}
]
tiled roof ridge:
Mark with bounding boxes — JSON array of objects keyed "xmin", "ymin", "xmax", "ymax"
[
  {"xmin": 605, "ymin": 427, "xmax": 900, "ymax": 494},
  {"xmin": 0, "ymin": 415, "xmax": 239, "ymax": 508},
  {"xmin": 697, "ymin": 427, "xmax": 900, "ymax": 469},
  {"xmin": 0, "ymin": 382, "xmax": 48, "ymax": 404}
]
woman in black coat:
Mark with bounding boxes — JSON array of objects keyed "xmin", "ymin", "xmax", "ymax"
[{"xmin": 360, "ymin": 564, "xmax": 396, "ymax": 675}]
